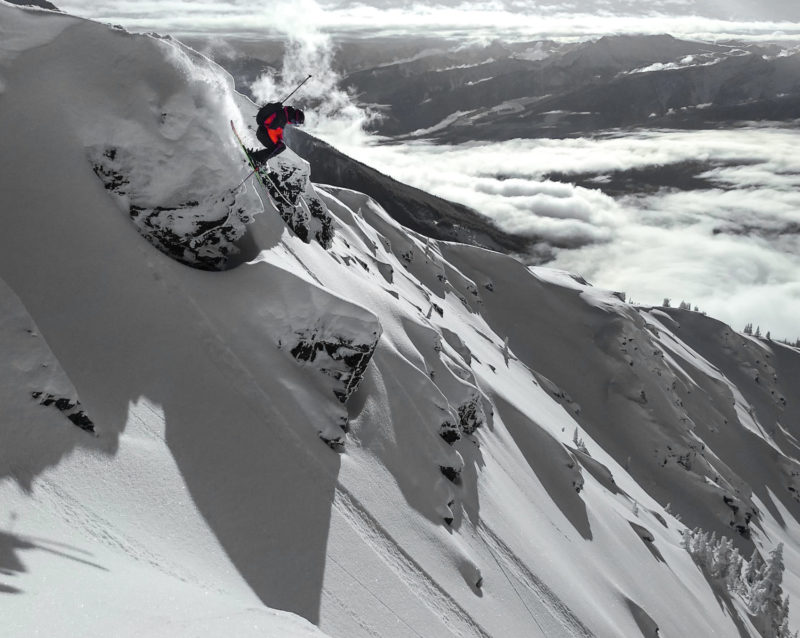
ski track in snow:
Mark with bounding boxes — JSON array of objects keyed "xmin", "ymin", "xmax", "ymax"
[
  {"xmin": 32, "ymin": 479, "xmax": 202, "ymax": 591},
  {"xmin": 322, "ymin": 582, "xmax": 388, "ymax": 638},
  {"xmin": 477, "ymin": 523, "xmax": 595, "ymax": 638},
  {"xmin": 332, "ymin": 488, "xmax": 493, "ymax": 638}
]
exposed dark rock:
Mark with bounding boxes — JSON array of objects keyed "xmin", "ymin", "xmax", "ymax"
[
  {"xmin": 264, "ymin": 161, "xmax": 335, "ymax": 249},
  {"xmin": 288, "ymin": 327, "xmax": 380, "ymax": 404},
  {"xmin": 439, "ymin": 420, "xmax": 461, "ymax": 444},
  {"xmin": 68, "ymin": 412, "xmax": 95, "ymax": 433},
  {"xmin": 723, "ymin": 494, "xmax": 754, "ymax": 538},
  {"xmin": 91, "ymin": 147, "xmax": 249, "ymax": 270},
  {"xmin": 92, "ymin": 161, "xmax": 129, "ymax": 194},
  {"xmin": 458, "ymin": 396, "xmax": 485, "ymax": 435},
  {"xmin": 307, "ymin": 196, "xmax": 335, "ymax": 247},
  {"xmin": 54, "ymin": 397, "xmax": 76, "ymax": 411},
  {"xmin": 31, "ymin": 391, "xmax": 95, "ymax": 434},
  {"xmin": 319, "ymin": 433, "xmax": 345, "ymax": 452},
  {"xmin": 440, "ymin": 466, "xmax": 461, "ymax": 483}
]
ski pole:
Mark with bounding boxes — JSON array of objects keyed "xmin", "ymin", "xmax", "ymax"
[
  {"xmin": 280, "ymin": 74, "xmax": 312, "ymax": 103},
  {"xmin": 233, "ymin": 168, "xmax": 257, "ymax": 191}
]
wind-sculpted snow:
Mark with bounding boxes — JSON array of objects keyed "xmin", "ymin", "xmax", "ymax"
[
  {"xmin": 91, "ymin": 146, "xmax": 251, "ymax": 270},
  {"xmin": 4, "ymin": 4, "xmax": 800, "ymax": 638}
]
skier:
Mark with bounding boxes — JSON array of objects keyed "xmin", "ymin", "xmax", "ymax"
[{"xmin": 248, "ymin": 102, "xmax": 305, "ymax": 166}]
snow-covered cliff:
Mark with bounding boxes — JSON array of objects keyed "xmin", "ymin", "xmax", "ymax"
[{"xmin": 2, "ymin": 4, "xmax": 800, "ymax": 637}]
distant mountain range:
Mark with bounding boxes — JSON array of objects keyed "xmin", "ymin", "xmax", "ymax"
[
  {"xmin": 199, "ymin": 33, "xmax": 800, "ymax": 144},
  {"xmin": 343, "ymin": 34, "xmax": 800, "ymax": 142}
]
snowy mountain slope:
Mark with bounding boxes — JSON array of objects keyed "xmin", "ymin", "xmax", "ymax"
[{"xmin": 2, "ymin": 3, "xmax": 800, "ymax": 637}]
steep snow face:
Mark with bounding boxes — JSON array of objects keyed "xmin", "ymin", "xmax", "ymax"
[
  {"xmin": 2, "ymin": 3, "xmax": 335, "ymax": 270},
  {"xmin": 3, "ymin": 4, "xmax": 800, "ymax": 638}
]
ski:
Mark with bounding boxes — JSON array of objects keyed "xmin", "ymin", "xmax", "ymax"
[{"xmin": 230, "ymin": 120, "xmax": 294, "ymax": 208}]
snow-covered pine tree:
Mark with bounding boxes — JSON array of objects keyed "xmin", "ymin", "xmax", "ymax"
[
  {"xmin": 572, "ymin": 427, "xmax": 588, "ymax": 454},
  {"xmin": 745, "ymin": 549, "xmax": 765, "ymax": 586},
  {"xmin": 749, "ymin": 543, "xmax": 789, "ymax": 636},
  {"xmin": 711, "ymin": 536, "xmax": 733, "ymax": 579},
  {"xmin": 680, "ymin": 528, "xmax": 692, "ymax": 552},
  {"xmin": 705, "ymin": 532, "xmax": 718, "ymax": 568},
  {"xmin": 728, "ymin": 548, "xmax": 744, "ymax": 592}
]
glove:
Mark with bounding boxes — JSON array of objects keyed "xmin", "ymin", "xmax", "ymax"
[{"xmin": 286, "ymin": 106, "xmax": 305, "ymax": 126}]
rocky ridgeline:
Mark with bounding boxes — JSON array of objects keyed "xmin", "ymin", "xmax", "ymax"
[
  {"xmin": 274, "ymin": 287, "xmax": 382, "ymax": 449},
  {"xmin": 91, "ymin": 147, "xmax": 251, "ymax": 270},
  {"xmin": 261, "ymin": 156, "xmax": 334, "ymax": 249},
  {"xmin": 90, "ymin": 144, "xmax": 335, "ymax": 270}
]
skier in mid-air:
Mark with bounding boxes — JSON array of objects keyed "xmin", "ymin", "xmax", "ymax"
[
  {"xmin": 247, "ymin": 102, "xmax": 305, "ymax": 166},
  {"xmin": 231, "ymin": 76, "xmax": 311, "ymax": 205}
]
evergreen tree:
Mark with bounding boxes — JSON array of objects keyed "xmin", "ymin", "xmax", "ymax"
[
  {"xmin": 705, "ymin": 532, "xmax": 718, "ymax": 567},
  {"xmin": 680, "ymin": 529, "xmax": 692, "ymax": 552},
  {"xmin": 728, "ymin": 549, "xmax": 744, "ymax": 592},
  {"xmin": 749, "ymin": 543, "xmax": 784, "ymax": 622},
  {"xmin": 745, "ymin": 549, "xmax": 765, "ymax": 586},
  {"xmin": 712, "ymin": 537, "xmax": 733, "ymax": 579},
  {"xmin": 572, "ymin": 427, "xmax": 588, "ymax": 454}
]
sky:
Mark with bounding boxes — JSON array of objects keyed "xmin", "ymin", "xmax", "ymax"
[{"xmin": 56, "ymin": 0, "xmax": 800, "ymax": 41}]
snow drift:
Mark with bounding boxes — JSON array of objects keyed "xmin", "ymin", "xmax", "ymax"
[{"xmin": 2, "ymin": 3, "xmax": 800, "ymax": 637}]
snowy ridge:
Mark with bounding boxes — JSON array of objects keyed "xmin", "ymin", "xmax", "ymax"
[{"xmin": 2, "ymin": 4, "xmax": 800, "ymax": 637}]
